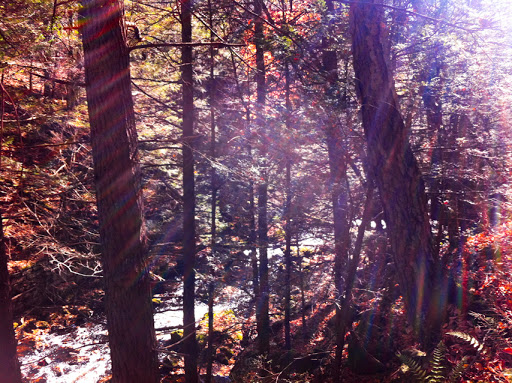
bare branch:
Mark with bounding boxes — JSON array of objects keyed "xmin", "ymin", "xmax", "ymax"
[
  {"xmin": 31, "ymin": 72, "xmax": 86, "ymax": 87},
  {"xmin": 129, "ymin": 41, "xmax": 244, "ymax": 52}
]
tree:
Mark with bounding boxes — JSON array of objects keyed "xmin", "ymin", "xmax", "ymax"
[
  {"xmin": 180, "ymin": 0, "xmax": 199, "ymax": 381},
  {"xmin": 205, "ymin": 1, "xmax": 217, "ymax": 381},
  {"xmin": 349, "ymin": 0, "xmax": 439, "ymax": 343},
  {"xmin": 283, "ymin": 58, "xmax": 293, "ymax": 351},
  {"xmin": 0, "ymin": 211, "xmax": 22, "ymax": 383},
  {"xmin": 79, "ymin": 1, "xmax": 159, "ymax": 381},
  {"xmin": 320, "ymin": 0, "xmax": 352, "ymax": 375},
  {"xmin": 254, "ymin": 0, "xmax": 271, "ymax": 357}
]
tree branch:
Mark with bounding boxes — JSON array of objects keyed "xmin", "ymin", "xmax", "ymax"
[
  {"xmin": 129, "ymin": 41, "xmax": 244, "ymax": 52},
  {"xmin": 337, "ymin": 0, "xmax": 482, "ymax": 33},
  {"xmin": 31, "ymin": 72, "xmax": 86, "ymax": 87}
]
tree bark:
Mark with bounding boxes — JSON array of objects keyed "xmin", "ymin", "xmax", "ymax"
[
  {"xmin": 298, "ymin": 236, "xmax": 307, "ymax": 341},
  {"xmin": 181, "ymin": 0, "xmax": 199, "ymax": 381},
  {"xmin": 206, "ymin": 2, "xmax": 216, "ymax": 381},
  {"xmin": 79, "ymin": 1, "xmax": 159, "ymax": 381},
  {"xmin": 284, "ymin": 60, "xmax": 292, "ymax": 351},
  {"xmin": 349, "ymin": 0, "xmax": 439, "ymax": 343},
  {"xmin": 0, "ymin": 212, "xmax": 22, "ymax": 383},
  {"xmin": 322, "ymin": 0, "xmax": 351, "ymax": 375},
  {"xmin": 254, "ymin": 0, "xmax": 270, "ymax": 357},
  {"xmin": 257, "ymin": 181, "xmax": 270, "ymax": 356},
  {"xmin": 206, "ymin": 281, "xmax": 215, "ymax": 383},
  {"xmin": 247, "ymin": 98, "xmax": 259, "ymax": 302}
]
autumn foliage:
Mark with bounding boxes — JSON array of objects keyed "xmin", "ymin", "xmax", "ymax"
[{"xmin": 1, "ymin": 0, "xmax": 512, "ymax": 382}]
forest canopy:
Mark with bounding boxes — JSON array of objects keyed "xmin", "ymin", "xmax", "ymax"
[{"xmin": 1, "ymin": 0, "xmax": 512, "ymax": 382}]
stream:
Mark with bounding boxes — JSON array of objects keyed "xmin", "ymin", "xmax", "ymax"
[
  {"xmin": 18, "ymin": 239, "xmax": 321, "ymax": 382},
  {"xmin": 19, "ymin": 297, "xmax": 229, "ymax": 382}
]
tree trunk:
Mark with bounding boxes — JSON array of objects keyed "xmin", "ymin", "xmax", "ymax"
[
  {"xmin": 419, "ymin": 45, "xmax": 445, "ymax": 259},
  {"xmin": 79, "ymin": 1, "xmax": 159, "ymax": 382},
  {"xmin": 206, "ymin": 282, "xmax": 215, "ymax": 383},
  {"xmin": 322, "ymin": 0, "xmax": 351, "ymax": 375},
  {"xmin": 283, "ymin": 60, "xmax": 293, "ymax": 352},
  {"xmin": 181, "ymin": 0, "xmax": 199, "ymax": 381},
  {"xmin": 247, "ymin": 105, "xmax": 259, "ymax": 302},
  {"xmin": 298, "ymin": 239, "xmax": 307, "ymax": 341},
  {"xmin": 0, "ymin": 212, "xmax": 22, "ymax": 383},
  {"xmin": 206, "ymin": 2, "xmax": 216, "ymax": 381},
  {"xmin": 337, "ymin": 185, "xmax": 374, "ymax": 359},
  {"xmin": 257, "ymin": 181, "xmax": 270, "ymax": 356},
  {"xmin": 254, "ymin": 0, "xmax": 270, "ymax": 357},
  {"xmin": 349, "ymin": 0, "xmax": 439, "ymax": 344}
]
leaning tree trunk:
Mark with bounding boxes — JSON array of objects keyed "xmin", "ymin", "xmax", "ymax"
[
  {"xmin": 0, "ymin": 212, "xmax": 22, "ymax": 383},
  {"xmin": 79, "ymin": 1, "xmax": 159, "ymax": 382},
  {"xmin": 349, "ymin": 0, "xmax": 439, "ymax": 344}
]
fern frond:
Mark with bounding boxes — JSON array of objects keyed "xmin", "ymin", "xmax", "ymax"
[
  {"xmin": 447, "ymin": 331, "xmax": 487, "ymax": 354},
  {"xmin": 398, "ymin": 352, "xmax": 427, "ymax": 382},
  {"xmin": 448, "ymin": 356, "xmax": 468, "ymax": 383},
  {"xmin": 427, "ymin": 341, "xmax": 446, "ymax": 383}
]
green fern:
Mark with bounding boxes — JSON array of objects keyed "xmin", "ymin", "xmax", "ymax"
[
  {"xmin": 447, "ymin": 331, "xmax": 487, "ymax": 354},
  {"xmin": 398, "ymin": 332, "xmax": 486, "ymax": 382},
  {"xmin": 427, "ymin": 341, "xmax": 446, "ymax": 383},
  {"xmin": 448, "ymin": 356, "xmax": 468, "ymax": 383},
  {"xmin": 397, "ymin": 351, "xmax": 427, "ymax": 381},
  {"xmin": 469, "ymin": 311, "xmax": 510, "ymax": 347},
  {"xmin": 398, "ymin": 338, "xmax": 471, "ymax": 382}
]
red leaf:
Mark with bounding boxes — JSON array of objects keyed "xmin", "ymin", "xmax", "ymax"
[{"xmin": 502, "ymin": 348, "xmax": 512, "ymax": 355}]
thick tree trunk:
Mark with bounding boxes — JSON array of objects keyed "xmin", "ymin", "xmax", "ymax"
[
  {"xmin": 181, "ymin": 0, "xmax": 199, "ymax": 381},
  {"xmin": 0, "ymin": 213, "xmax": 22, "ymax": 383},
  {"xmin": 254, "ymin": 0, "xmax": 270, "ymax": 357},
  {"xmin": 79, "ymin": 1, "xmax": 159, "ymax": 382},
  {"xmin": 350, "ymin": 0, "xmax": 439, "ymax": 343}
]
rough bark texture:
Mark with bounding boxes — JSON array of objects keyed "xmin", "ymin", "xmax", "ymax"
[
  {"xmin": 79, "ymin": 1, "xmax": 159, "ymax": 382},
  {"xmin": 0, "ymin": 213, "xmax": 22, "ymax": 383},
  {"xmin": 181, "ymin": 0, "xmax": 199, "ymax": 381},
  {"xmin": 350, "ymin": 0, "xmax": 438, "ymax": 341}
]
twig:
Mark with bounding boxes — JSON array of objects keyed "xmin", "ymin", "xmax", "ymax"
[
  {"xmin": 30, "ymin": 72, "xmax": 86, "ymax": 87},
  {"xmin": 129, "ymin": 41, "xmax": 244, "ymax": 52}
]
